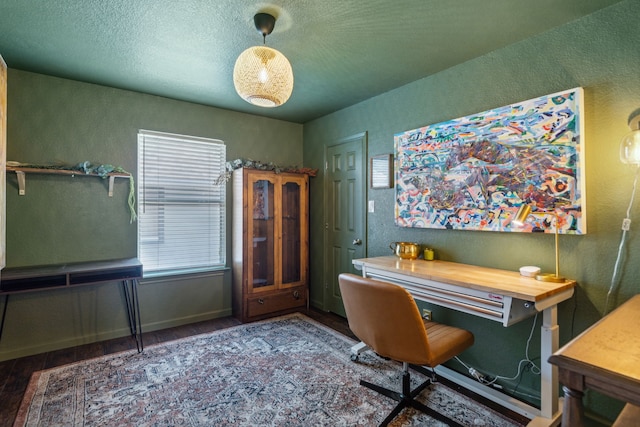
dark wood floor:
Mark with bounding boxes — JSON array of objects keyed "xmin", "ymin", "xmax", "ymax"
[{"xmin": 0, "ymin": 308, "xmax": 528, "ymax": 426}]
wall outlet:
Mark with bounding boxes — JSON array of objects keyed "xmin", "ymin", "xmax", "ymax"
[{"xmin": 422, "ymin": 309, "xmax": 432, "ymax": 321}]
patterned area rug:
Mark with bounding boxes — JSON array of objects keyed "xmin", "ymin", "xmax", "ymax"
[{"xmin": 15, "ymin": 313, "xmax": 525, "ymax": 426}]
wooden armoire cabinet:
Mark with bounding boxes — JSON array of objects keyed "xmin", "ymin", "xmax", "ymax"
[{"xmin": 232, "ymin": 168, "xmax": 309, "ymax": 322}]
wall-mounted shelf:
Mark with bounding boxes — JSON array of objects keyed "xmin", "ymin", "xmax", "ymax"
[{"xmin": 6, "ymin": 165, "xmax": 131, "ymax": 197}]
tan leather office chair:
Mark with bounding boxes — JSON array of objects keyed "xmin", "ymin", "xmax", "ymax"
[{"xmin": 338, "ymin": 273, "xmax": 474, "ymax": 427}]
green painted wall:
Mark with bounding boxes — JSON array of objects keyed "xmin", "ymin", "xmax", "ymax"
[
  {"xmin": 3, "ymin": 1, "xmax": 639, "ymax": 422},
  {"xmin": 1, "ymin": 69, "xmax": 302, "ymax": 360},
  {"xmin": 304, "ymin": 1, "xmax": 639, "ymax": 423}
]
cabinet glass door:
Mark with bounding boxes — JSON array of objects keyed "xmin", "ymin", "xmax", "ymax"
[
  {"xmin": 251, "ymin": 179, "xmax": 275, "ymax": 288},
  {"xmin": 281, "ymin": 180, "xmax": 301, "ymax": 284}
]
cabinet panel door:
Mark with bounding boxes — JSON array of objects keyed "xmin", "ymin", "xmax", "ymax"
[
  {"xmin": 280, "ymin": 175, "xmax": 308, "ymax": 288},
  {"xmin": 247, "ymin": 176, "xmax": 276, "ymax": 291},
  {"xmin": 281, "ymin": 180, "xmax": 301, "ymax": 284}
]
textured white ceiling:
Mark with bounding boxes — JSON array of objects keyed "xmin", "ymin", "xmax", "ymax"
[{"xmin": 0, "ymin": 0, "xmax": 624, "ymax": 123}]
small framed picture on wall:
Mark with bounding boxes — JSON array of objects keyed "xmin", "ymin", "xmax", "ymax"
[{"xmin": 370, "ymin": 154, "xmax": 393, "ymax": 189}]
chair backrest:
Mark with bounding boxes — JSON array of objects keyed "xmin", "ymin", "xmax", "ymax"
[{"xmin": 338, "ymin": 273, "xmax": 434, "ymax": 366}]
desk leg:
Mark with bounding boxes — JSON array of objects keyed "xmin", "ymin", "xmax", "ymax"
[
  {"xmin": 0, "ymin": 294, "xmax": 8, "ymax": 342},
  {"xmin": 122, "ymin": 279, "xmax": 143, "ymax": 353},
  {"xmin": 561, "ymin": 385, "xmax": 585, "ymax": 427},
  {"xmin": 539, "ymin": 305, "xmax": 560, "ymax": 422},
  {"xmin": 123, "ymin": 280, "xmax": 136, "ymax": 337},
  {"xmin": 350, "ymin": 267, "xmax": 371, "ymax": 361},
  {"xmin": 132, "ymin": 279, "xmax": 143, "ymax": 352}
]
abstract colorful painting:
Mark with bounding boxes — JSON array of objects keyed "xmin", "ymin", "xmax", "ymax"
[{"xmin": 394, "ymin": 87, "xmax": 585, "ymax": 234}]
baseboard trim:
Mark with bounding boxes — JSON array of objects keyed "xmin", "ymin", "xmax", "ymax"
[
  {"xmin": 0, "ymin": 308, "xmax": 232, "ymax": 362},
  {"xmin": 142, "ymin": 309, "xmax": 233, "ymax": 333}
]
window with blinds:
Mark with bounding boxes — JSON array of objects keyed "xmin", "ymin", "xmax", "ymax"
[{"xmin": 137, "ymin": 130, "xmax": 226, "ymax": 276}]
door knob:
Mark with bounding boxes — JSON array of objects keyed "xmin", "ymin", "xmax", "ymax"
[{"xmin": 352, "ymin": 238, "xmax": 362, "ymax": 245}]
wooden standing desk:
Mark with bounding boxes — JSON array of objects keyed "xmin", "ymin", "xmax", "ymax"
[
  {"xmin": 549, "ymin": 294, "xmax": 640, "ymax": 427},
  {"xmin": 352, "ymin": 256, "xmax": 576, "ymax": 426}
]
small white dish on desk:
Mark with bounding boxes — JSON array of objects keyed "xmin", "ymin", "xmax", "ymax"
[{"xmin": 520, "ymin": 266, "xmax": 541, "ymax": 278}]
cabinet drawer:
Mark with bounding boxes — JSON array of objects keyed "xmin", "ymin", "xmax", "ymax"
[{"xmin": 247, "ymin": 287, "xmax": 306, "ymax": 318}]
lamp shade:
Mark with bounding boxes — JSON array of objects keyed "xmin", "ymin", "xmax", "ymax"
[
  {"xmin": 233, "ymin": 46, "xmax": 293, "ymax": 108},
  {"xmin": 512, "ymin": 204, "xmax": 532, "ymax": 227},
  {"xmin": 620, "ymin": 129, "xmax": 640, "ymax": 165},
  {"xmin": 511, "ymin": 204, "xmax": 564, "ymax": 282}
]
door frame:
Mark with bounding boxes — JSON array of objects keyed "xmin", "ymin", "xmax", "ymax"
[{"xmin": 322, "ymin": 131, "xmax": 368, "ymax": 311}]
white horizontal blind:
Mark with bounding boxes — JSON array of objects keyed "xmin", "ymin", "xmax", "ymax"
[{"xmin": 137, "ymin": 130, "xmax": 226, "ymax": 276}]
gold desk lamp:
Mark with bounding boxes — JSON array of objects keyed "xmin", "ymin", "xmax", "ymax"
[{"xmin": 512, "ymin": 204, "xmax": 565, "ymax": 283}]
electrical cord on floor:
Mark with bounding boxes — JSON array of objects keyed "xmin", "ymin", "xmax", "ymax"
[
  {"xmin": 455, "ymin": 312, "xmax": 540, "ymax": 395},
  {"xmin": 603, "ymin": 165, "xmax": 640, "ymax": 316}
]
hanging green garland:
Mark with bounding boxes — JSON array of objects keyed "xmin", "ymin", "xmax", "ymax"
[{"xmin": 215, "ymin": 158, "xmax": 318, "ymax": 185}]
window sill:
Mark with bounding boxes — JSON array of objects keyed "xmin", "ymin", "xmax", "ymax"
[{"xmin": 141, "ymin": 266, "xmax": 229, "ymax": 283}]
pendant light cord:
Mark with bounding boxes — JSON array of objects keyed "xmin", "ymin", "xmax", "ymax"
[{"xmin": 604, "ymin": 165, "xmax": 640, "ymax": 316}]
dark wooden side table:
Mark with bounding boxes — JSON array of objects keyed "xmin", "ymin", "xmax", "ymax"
[
  {"xmin": 0, "ymin": 258, "xmax": 143, "ymax": 352},
  {"xmin": 549, "ymin": 294, "xmax": 640, "ymax": 426}
]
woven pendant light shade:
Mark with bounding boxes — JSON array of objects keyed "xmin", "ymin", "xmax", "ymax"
[
  {"xmin": 233, "ymin": 45, "xmax": 293, "ymax": 108},
  {"xmin": 233, "ymin": 12, "xmax": 293, "ymax": 108}
]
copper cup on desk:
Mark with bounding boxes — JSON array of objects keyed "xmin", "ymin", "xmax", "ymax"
[{"xmin": 389, "ymin": 242, "xmax": 420, "ymax": 260}]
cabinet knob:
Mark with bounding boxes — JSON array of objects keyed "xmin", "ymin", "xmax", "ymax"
[
  {"xmin": 293, "ymin": 290, "xmax": 300, "ymax": 299},
  {"xmin": 258, "ymin": 298, "xmax": 264, "ymax": 305}
]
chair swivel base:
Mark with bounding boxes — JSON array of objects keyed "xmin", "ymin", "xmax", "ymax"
[{"xmin": 361, "ymin": 365, "xmax": 464, "ymax": 427}]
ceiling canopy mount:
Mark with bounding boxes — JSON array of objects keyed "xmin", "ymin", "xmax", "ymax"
[{"xmin": 254, "ymin": 13, "xmax": 276, "ymax": 43}]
